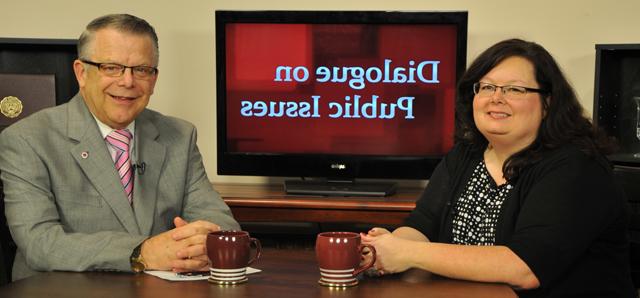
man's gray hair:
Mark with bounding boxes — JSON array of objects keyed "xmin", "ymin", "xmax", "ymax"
[{"xmin": 77, "ymin": 14, "xmax": 159, "ymax": 64}]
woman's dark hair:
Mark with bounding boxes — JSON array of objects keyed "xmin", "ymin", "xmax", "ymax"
[{"xmin": 454, "ymin": 38, "xmax": 615, "ymax": 181}]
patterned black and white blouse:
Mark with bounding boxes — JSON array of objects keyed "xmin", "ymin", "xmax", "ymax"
[{"xmin": 451, "ymin": 160, "xmax": 512, "ymax": 246}]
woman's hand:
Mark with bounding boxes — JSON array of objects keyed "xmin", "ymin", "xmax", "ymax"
[
  {"xmin": 361, "ymin": 227, "xmax": 415, "ymax": 275},
  {"xmin": 360, "ymin": 228, "xmax": 390, "ymax": 276},
  {"xmin": 366, "ymin": 227, "xmax": 391, "ymax": 237}
]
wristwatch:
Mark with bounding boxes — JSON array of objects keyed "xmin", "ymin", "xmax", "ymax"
[{"xmin": 130, "ymin": 242, "xmax": 147, "ymax": 273}]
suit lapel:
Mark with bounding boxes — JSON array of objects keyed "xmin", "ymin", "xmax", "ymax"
[
  {"xmin": 67, "ymin": 94, "xmax": 141, "ymax": 234},
  {"xmin": 132, "ymin": 111, "xmax": 166, "ymax": 236}
]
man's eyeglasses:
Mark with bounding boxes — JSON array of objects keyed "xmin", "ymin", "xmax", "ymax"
[
  {"xmin": 473, "ymin": 82, "xmax": 547, "ymax": 100},
  {"xmin": 81, "ymin": 60, "xmax": 158, "ymax": 79}
]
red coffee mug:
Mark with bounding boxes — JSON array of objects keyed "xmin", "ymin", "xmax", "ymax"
[
  {"xmin": 206, "ymin": 230, "xmax": 261, "ymax": 285},
  {"xmin": 315, "ymin": 231, "xmax": 376, "ymax": 287}
]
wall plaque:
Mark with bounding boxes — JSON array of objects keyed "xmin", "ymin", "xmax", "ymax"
[{"xmin": 0, "ymin": 73, "xmax": 56, "ymax": 129}]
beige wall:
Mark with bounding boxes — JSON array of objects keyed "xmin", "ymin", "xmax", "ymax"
[{"xmin": 1, "ymin": 0, "xmax": 639, "ymax": 185}]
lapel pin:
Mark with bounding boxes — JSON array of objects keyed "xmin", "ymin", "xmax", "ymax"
[{"xmin": 81, "ymin": 151, "xmax": 89, "ymax": 159}]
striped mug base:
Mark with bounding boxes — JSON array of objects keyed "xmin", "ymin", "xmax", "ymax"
[
  {"xmin": 208, "ymin": 267, "xmax": 248, "ymax": 285},
  {"xmin": 318, "ymin": 268, "xmax": 359, "ymax": 287}
]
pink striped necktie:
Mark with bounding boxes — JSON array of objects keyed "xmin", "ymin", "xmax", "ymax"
[{"xmin": 106, "ymin": 129, "xmax": 134, "ymax": 203}]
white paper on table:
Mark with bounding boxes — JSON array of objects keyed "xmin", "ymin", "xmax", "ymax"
[{"xmin": 145, "ymin": 267, "xmax": 262, "ymax": 281}]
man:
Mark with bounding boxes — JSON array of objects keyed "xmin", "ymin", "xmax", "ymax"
[{"xmin": 0, "ymin": 14, "xmax": 240, "ymax": 280}]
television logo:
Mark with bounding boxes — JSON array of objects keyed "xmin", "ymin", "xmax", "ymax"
[{"xmin": 331, "ymin": 163, "xmax": 347, "ymax": 170}]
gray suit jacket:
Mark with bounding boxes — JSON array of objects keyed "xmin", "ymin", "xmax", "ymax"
[{"xmin": 0, "ymin": 94, "xmax": 240, "ymax": 280}]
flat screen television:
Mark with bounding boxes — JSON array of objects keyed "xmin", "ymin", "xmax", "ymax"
[{"xmin": 215, "ymin": 10, "xmax": 468, "ymax": 196}]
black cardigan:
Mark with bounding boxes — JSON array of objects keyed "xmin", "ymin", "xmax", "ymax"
[{"xmin": 404, "ymin": 143, "xmax": 636, "ymax": 297}]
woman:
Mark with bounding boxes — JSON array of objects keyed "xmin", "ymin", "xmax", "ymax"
[{"xmin": 362, "ymin": 39, "xmax": 636, "ymax": 297}]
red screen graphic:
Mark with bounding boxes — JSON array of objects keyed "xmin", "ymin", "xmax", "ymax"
[{"xmin": 225, "ymin": 23, "xmax": 457, "ymax": 156}]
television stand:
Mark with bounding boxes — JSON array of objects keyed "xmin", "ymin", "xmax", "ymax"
[{"xmin": 284, "ymin": 179, "xmax": 397, "ymax": 197}]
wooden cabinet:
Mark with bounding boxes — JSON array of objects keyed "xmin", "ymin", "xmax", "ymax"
[{"xmin": 214, "ymin": 183, "xmax": 420, "ymax": 226}]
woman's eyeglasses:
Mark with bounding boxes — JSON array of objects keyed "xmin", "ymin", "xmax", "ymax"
[{"xmin": 473, "ymin": 82, "xmax": 547, "ymax": 100}]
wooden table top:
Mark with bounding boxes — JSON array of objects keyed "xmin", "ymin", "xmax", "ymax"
[{"xmin": 0, "ymin": 248, "xmax": 516, "ymax": 298}]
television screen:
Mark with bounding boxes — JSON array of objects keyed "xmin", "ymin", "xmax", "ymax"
[{"xmin": 216, "ymin": 10, "xmax": 467, "ymax": 193}]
